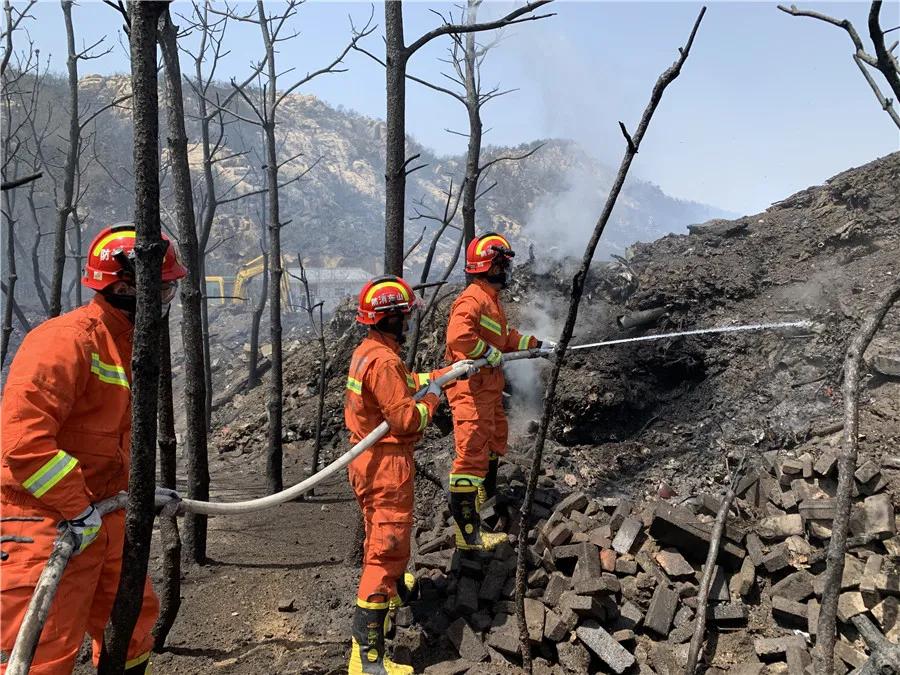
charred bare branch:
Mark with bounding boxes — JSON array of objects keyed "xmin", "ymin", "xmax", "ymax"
[
  {"xmin": 0, "ymin": 172, "xmax": 42, "ymax": 191},
  {"xmin": 512, "ymin": 8, "xmax": 707, "ymax": 670},
  {"xmin": 869, "ymin": 1, "xmax": 900, "ymax": 100},
  {"xmin": 0, "ymin": 0, "xmax": 36, "ymax": 78},
  {"xmin": 686, "ymin": 453, "xmax": 747, "ymax": 673},
  {"xmin": 478, "ymin": 142, "xmax": 546, "ymax": 174},
  {"xmin": 403, "ymin": 227, "xmax": 426, "ymax": 262},
  {"xmin": 618, "ymin": 121, "xmax": 636, "ymax": 154},
  {"xmin": 405, "ymin": 1, "xmax": 555, "ymax": 56},
  {"xmin": 814, "ymin": 275, "xmax": 900, "ymax": 673},
  {"xmin": 778, "ymin": 2, "xmax": 900, "ymax": 128}
]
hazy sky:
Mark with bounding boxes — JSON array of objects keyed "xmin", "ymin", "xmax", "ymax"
[{"xmin": 16, "ymin": 0, "xmax": 900, "ymax": 215}]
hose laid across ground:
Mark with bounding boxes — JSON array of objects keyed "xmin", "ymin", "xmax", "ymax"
[{"xmin": 178, "ymin": 349, "xmax": 543, "ymax": 516}]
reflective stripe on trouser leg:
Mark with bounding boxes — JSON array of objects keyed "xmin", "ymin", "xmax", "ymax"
[{"xmin": 124, "ymin": 652, "xmax": 151, "ymax": 673}]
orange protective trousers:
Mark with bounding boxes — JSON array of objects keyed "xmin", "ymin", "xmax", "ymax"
[
  {"xmin": 0, "ymin": 508, "xmax": 159, "ymax": 674},
  {"xmin": 1, "ymin": 295, "xmax": 158, "ymax": 672},
  {"xmin": 347, "ymin": 445, "xmax": 415, "ymax": 604},
  {"xmin": 444, "ymin": 278, "xmax": 535, "ymax": 480},
  {"xmin": 344, "ymin": 331, "xmax": 440, "ymax": 602}
]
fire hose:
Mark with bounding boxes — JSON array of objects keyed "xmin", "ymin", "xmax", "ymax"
[
  {"xmin": 176, "ymin": 348, "xmax": 544, "ymax": 516},
  {"xmin": 6, "ymin": 494, "xmax": 128, "ymax": 675},
  {"xmin": 7, "ymin": 320, "xmax": 812, "ymax": 671},
  {"xmin": 4, "ymin": 349, "xmax": 542, "ymax": 673}
]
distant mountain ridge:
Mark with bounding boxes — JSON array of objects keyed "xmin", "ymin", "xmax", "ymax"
[{"xmin": 20, "ymin": 73, "xmax": 734, "ymax": 279}]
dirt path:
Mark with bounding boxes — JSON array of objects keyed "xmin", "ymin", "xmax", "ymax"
[{"xmin": 75, "ymin": 444, "xmax": 360, "ymax": 675}]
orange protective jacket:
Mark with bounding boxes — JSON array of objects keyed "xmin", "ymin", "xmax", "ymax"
[
  {"xmin": 1, "ymin": 295, "xmax": 134, "ymax": 520},
  {"xmin": 444, "ymin": 277, "xmax": 536, "ymax": 396},
  {"xmin": 344, "ymin": 331, "xmax": 440, "ymax": 445}
]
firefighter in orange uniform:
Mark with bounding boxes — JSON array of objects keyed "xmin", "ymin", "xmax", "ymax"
[
  {"xmin": 0, "ymin": 224, "xmax": 187, "ymax": 674},
  {"xmin": 444, "ymin": 232, "xmax": 556, "ymax": 550},
  {"xmin": 345, "ymin": 275, "xmax": 475, "ymax": 674}
]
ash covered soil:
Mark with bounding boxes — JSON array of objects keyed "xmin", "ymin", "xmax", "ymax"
[{"xmin": 90, "ymin": 153, "xmax": 899, "ymax": 674}]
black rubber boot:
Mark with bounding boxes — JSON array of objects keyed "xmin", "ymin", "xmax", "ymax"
[
  {"xmin": 348, "ymin": 602, "xmax": 412, "ymax": 674},
  {"xmin": 449, "ymin": 482, "xmax": 506, "ymax": 551}
]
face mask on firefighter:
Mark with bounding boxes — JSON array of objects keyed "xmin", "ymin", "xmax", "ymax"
[{"xmin": 485, "ymin": 252, "xmax": 512, "ymax": 288}]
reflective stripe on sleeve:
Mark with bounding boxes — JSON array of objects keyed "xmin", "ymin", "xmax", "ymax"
[
  {"xmin": 466, "ymin": 338, "xmax": 487, "ymax": 358},
  {"xmin": 346, "ymin": 377, "xmax": 363, "ymax": 395},
  {"xmin": 406, "ymin": 374, "xmax": 416, "ymax": 391},
  {"xmin": 416, "ymin": 373, "xmax": 431, "ymax": 387},
  {"xmin": 90, "ymin": 353, "xmax": 130, "ymax": 389},
  {"xmin": 518, "ymin": 334, "xmax": 533, "ymax": 350},
  {"xmin": 415, "ymin": 402, "xmax": 429, "ymax": 432},
  {"xmin": 479, "ymin": 315, "xmax": 502, "ymax": 335},
  {"xmin": 22, "ymin": 450, "xmax": 79, "ymax": 498}
]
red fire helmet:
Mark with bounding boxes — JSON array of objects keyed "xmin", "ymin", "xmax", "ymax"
[
  {"xmin": 356, "ymin": 275, "xmax": 420, "ymax": 325},
  {"xmin": 82, "ymin": 223, "xmax": 188, "ymax": 291},
  {"xmin": 464, "ymin": 232, "xmax": 514, "ymax": 274}
]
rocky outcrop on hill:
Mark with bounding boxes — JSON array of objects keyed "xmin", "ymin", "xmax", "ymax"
[{"xmin": 16, "ymin": 73, "xmax": 729, "ymax": 286}]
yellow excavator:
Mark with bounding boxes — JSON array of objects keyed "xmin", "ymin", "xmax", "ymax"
[{"xmin": 205, "ymin": 255, "xmax": 294, "ymax": 311}]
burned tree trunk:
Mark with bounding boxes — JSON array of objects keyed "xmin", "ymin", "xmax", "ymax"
[
  {"xmin": 247, "ymin": 244, "xmax": 269, "ymax": 389},
  {"xmin": 71, "ymin": 210, "xmax": 82, "ymax": 307},
  {"xmin": 26, "ymin": 186, "xmax": 51, "ymax": 313},
  {"xmin": 294, "ymin": 259, "xmax": 327, "ymax": 483},
  {"xmin": 511, "ymin": 9, "xmax": 707, "ymax": 671},
  {"xmin": 98, "ymin": 2, "xmax": 168, "ymax": 670},
  {"xmin": 256, "ymin": 0, "xmax": 285, "ymax": 495},
  {"xmin": 159, "ymin": 7, "xmax": 210, "ymax": 565},
  {"xmin": 461, "ymin": 1, "xmax": 481, "ymax": 249},
  {"xmin": 49, "ymin": 0, "xmax": 80, "ymax": 317},
  {"xmin": 312, "ymin": 304, "xmax": 327, "ymax": 480},
  {"xmin": 384, "ymin": 1, "xmax": 409, "ymax": 276},
  {"xmin": 814, "ymin": 275, "xmax": 900, "ymax": 674},
  {"xmin": 686, "ymin": 455, "xmax": 745, "ymax": 673},
  {"xmin": 1, "ymin": 186, "xmax": 19, "ymax": 366},
  {"xmin": 200, "ymin": 262, "xmax": 213, "ymax": 429},
  {"xmin": 152, "ymin": 313, "xmax": 181, "ymax": 650}
]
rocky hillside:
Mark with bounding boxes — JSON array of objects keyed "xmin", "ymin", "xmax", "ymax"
[
  {"xmin": 185, "ymin": 153, "xmax": 898, "ymax": 674},
  {"xmin": 211, "ymin": 151, "xmax": 899, "ymax": 489},
  {"xmin": 17, "ymin": 73, "xmax": 730, "ymax": 282}
]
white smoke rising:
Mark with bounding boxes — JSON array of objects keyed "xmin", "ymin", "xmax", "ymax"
[
  {"xmin": 527, "ymin": 167, "xmax": 614, "ymax": 262},
  {"xmin": 504, "ymin": 296, "xmax": 560, "ymax": 425}
]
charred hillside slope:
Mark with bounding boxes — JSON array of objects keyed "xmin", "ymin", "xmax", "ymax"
[{"xmin": 210, "ymin": 152, "xmax": 899, "ymax": 502}]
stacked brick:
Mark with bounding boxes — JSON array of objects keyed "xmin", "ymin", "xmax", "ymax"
[{"xmin": 401, "ymin": 450, "xmax": 899, "ymax": 673}]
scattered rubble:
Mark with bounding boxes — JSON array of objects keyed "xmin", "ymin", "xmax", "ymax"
[
  {"xmin": 400, "ymin": 445, "xmax": 899, "ymax": 673},
  {"xmin": 171, "ymin": 153, "xmax": 898, "ymax": 674}
]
